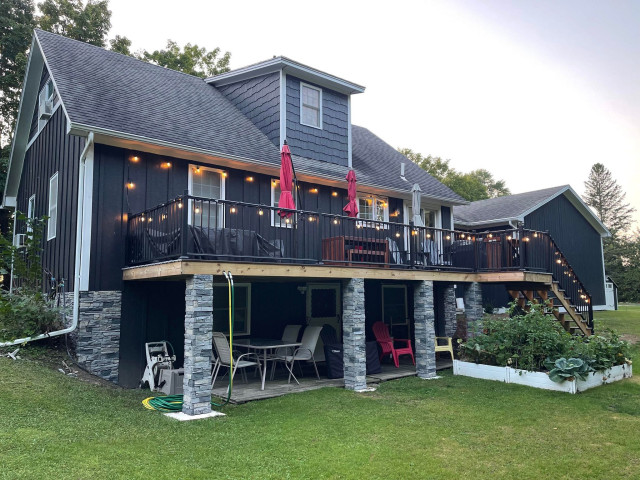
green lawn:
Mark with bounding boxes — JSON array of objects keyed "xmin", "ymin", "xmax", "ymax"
[{"xmin": 1, "ymin": 307, "xmax": 639, "ymax": 480}]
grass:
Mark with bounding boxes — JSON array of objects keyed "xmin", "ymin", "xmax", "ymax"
[{"xmin": 1, "ymin": 307, "xmax": 639, "ymax": 479}]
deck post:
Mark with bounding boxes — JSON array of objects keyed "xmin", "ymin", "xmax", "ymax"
[
  {"xmin": 443, "ymin": 284, "xmax": 457, "ymax": 338},
  {"xmin": 182, "ymin": 274, "xmax": 214, "ymax": 415},
  {"xmin": 342, "ymin": 277, "xmax": 367, "ymax": 391},
  {"xmin": 463, "ymin": 282, "xmax": 484, "ymax": 337},
  {"xmin": 414, "ymin": 280, "xmax": 436, "ymax": 379}
]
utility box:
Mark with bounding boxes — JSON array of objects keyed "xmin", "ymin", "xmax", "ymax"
[{"xmin": 158, "ymin": 368, "xmax": 184, "ymax": 395}]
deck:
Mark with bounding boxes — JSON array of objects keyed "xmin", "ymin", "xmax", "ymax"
[{"xmin": 210, "ymin": 359, "xmax": 453, "ymax": 404}]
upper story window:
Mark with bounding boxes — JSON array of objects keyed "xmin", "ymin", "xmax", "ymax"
[
  {"xmin": 47, "ymin": 173, "xmax": 58, "ymax": 241},
  {"xmin": 188, "ymin": 165, "xmax": 225, "ymax": 228},
  {"xmin": 359, "ymin": 195, "xmax": 389, "ymax": 223},
  {"xmin": 38, "ymin": 79, "xmax": 56, "ymax": 132},
  {"xmin": 300, "ymin": 83, "xmax": 322, "ymax": 129},
  {"xmin": 270, "ymin": 179, "xmax": 294, "ymax": 227},
  {"xmin": 406, "ymin": 206, "xmax": 439, "ymax": 228}
]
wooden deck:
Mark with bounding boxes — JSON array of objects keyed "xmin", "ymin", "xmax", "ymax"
[
  {"xmin": 123, "ymin": 259, "xmax": 552, "ymax": 284},
  {"xmin": 211, "ymin": 359, "xmax": 453, "ymax": 404}
]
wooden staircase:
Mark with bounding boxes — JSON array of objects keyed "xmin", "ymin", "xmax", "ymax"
[{"xmin": 508, "ymin": 285, "xmax": 592, "ymax": 336}]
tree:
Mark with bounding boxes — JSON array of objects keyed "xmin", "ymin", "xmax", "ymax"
[
  {"xmin": 468, "ymin": 169, "xmax": 510, "ymax": 198},
  {"xmin": 604, "ymin": 230, "xmax": 640, "ymax": 303},
  {"xmin": 37, "ymin": 0, "xmax": 111, "ymax": 47},
  {"xmin": 442, "ymin": 172, "xmax": 490, "ymax": 202},
  {"xmin": 140, "ymin": 40, "xmax": 231, "ymax": 78},
  {"xmin": 398, "ymin": 148, "xmax": 451, "ymax": 181},
  {"xmin": 109, "ymin": 34, "xmax": 131, "ymax": 55},
  {"xmin": 0, "ymin": 0, "xmax": 36, "ymax": 145},
  {"xmin": 584, "ymin": 163, "xmax": 635, "ymax": 236}
]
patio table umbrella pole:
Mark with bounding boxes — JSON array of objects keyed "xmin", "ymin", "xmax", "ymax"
[{"xmin": 411, "ymin": 183, "xmax": 424, "ymax": 268}]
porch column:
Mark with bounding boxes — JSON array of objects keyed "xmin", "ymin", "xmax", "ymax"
[
  {"xmin": 443, "ymin": 284, "xmax": 457, "ymax": 338},
  {"xmin": 182, "ymin": 274, "xmax": 214, "ymax": 416},
  {"xmin": 463, "ymin": 282, "xmax": 484, "ymax": 337},
  {"xmin": 414, "ymin": 280, "xmax": 436, "ymax": 379},
  {"xmin": 342, "ymin": 278, "xmax": 367, "ymax": 391}
]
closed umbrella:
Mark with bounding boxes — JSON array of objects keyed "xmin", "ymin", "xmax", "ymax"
[
  {"xmin": 411, "ymin": 183, "xmax": 424, "ymax": 227},
  {"xmin": 343, "ymin": 170, "xmax": 358, "ymax": 218},
  {"xmin": 278, "ymin": 144, "xmax": 295, "ymax": 218}
]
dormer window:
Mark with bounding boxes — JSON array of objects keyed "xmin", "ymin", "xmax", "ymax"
[{"xmin": 300, "ymin": 83, "xmax": 322, "ymax": 129}]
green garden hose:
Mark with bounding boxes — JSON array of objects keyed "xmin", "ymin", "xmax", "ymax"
[{"xmin": 143, "ymin": 271, "xmax": 235, "ymax": 411}]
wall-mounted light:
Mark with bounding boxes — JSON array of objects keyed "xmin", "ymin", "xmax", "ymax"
[
  {"xmin": 246, "ymin": 176, "xmax": 254, "ymax": 182},
  {"xmin": 193, "ymin": 167, "xmax": 201, "ymax": 174},
  {"xmin": 130, "ymin": 155, "xmax": 140, "ymax": 163},
  {"xmin": 127, "ymin": 181, "xmax": 134, "ymax": 189},
  {"xmin": 161, "ymin": 162, "xmax": 171, "ymax": 169},
  {"xmin": 331, "ymin": 191, "xmax": 338, "ymax": 197},
  {"xmin": 310, "ymin": 187, "xmax": 319, "ymax": 194},
  {"xmin": 222, "ymin": 171, "xmax": 227, "ymax": 178}
]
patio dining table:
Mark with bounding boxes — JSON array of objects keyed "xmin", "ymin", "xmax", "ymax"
[{"xmin": 233, "ymin": 338, "xmax": 302, "ymax": 390}]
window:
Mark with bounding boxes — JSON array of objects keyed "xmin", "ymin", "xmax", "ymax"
[
  {"xmin": 188, "ymin": 165, "xmax": 225, "ymax": 228},
  {"xmin": 358, "ymin": 195, "xmax": 389, "ymax": 223},
  {"xmin": 212, "ymin": 283, "xmax": 251, "ymax": 335},
  {"xmin": 382, "ymin": 285, "xmax": 408, "ymax": 326},
  {"xmin": 300, "ymin": 83, "xmax": 322, "ymax": 129},
  {"xmin": 27, "ymin": 195, "xmax": 36, "ymax": 233},
  {"xmin": 406, "ymin": 206, "xmax": 438, "ymax": 228},
  {"xmin": 47, "ymin": 173, "xmax": 58, "ymax": 241},
  {"xmin": 37, "ymin": 79, "xmax": 55, "ymax": 132},
  {"xmin": 270, "ymin": 179, "xmax": 295, "ymax": 227}
]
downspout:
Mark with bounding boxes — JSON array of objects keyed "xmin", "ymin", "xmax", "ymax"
[{"xmin": 0, "ymin": 132, "xmax": 93, "ymax": 348}]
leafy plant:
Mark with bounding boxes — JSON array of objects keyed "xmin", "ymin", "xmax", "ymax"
[{"xmin": 544, "ymin": 357, "xmax": 590, "ymax": 382}]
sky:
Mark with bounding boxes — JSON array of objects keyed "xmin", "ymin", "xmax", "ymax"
[{"xmin": 107, "ymin": 0, "xmax": 640, "ymax": 227}]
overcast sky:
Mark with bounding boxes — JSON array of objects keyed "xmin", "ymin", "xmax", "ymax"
[{"xmin": 108, "ymin": 0, "xmax": 640, "ymax": 226}]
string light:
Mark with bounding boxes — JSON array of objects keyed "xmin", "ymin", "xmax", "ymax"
[
  {"xmin": 333, "ymin": 219, "xmax": 339, "ymax": 225},
  {"xmin": 507, "ymin": 235, "xmax": 512, "ymax": 240},
  {"xmin": 395, "ymin": 232, "xmax": 401, "ymax": 238},
  {"xmin": 222, "ymin": 172, "xmax": 227, "ymax": 177},
  {"xmin": 177, "ymin": 201, "xmax": 183, "ymax": 209},
  {"xmin": 195, "ymin": 207, "xmax": 200, "ymax": 214},
  {"xmin": 426, "ymin": 233, "xmax": 431, "ymax": 239},
  {"xmin": 488, "ymin": 234, "xmax": 493, "ymax": 239},
  {"xmin": 445, "ymin": 235, "xmax": 451, "ymax": 240},
  {"xmin": 230, "ymin": 207, "xmax": 236, "ymax": 213},
  {"xmin": 258, "ymin": 209, "xmax": 263, "ymax": 216},
  {"xmin": 523, "ymin": 237, "xmax": 530, "ymax": 242}
]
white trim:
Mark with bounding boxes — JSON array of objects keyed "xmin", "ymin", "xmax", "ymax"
[
  {"xmin": 187, "ymin": 164, "xmax": 226, "ymax": 227},
  {"xmin": 213, "ymin": 282, "xmax": 252, "ymax": 335},
  {"xmin": 270, "ymin": 178, "xmax": 294, "ymax": 228},
  {"xmin": 47, "ymin": 172, "xmax": 58, "ymax": 241},
  {"xmin": 357, "ymin": 193, "xmax": 390, "ymax": 223},
  {"xmin": 79, "ymin": 142, "xmax": 94, "ymax": 291},
  {"xmin": 206, "ymin": 56, "xmax": 365, "ymax": 95},
  {"xmin": 279, "ymin": 70, "xmax": 287, "ymax": 147},
  {"xmin": 26, "ymin": 101, "xmax": 63, "ymax": 151},
  {"xmin": 299, "ymin": 82, "xmax": 322, "ymax": 130},
  {"xmin": 347, "ymin": 96, "xmax": 352, "ymax": 168}
]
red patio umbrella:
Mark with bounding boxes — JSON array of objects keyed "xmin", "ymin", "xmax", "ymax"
[
  {"xmin": 343, "ymin": 170, "xmax": 358, "ymax": 218},
  {"xmin": 278, "ymin": 143, "xmax": 295, "ymax": 218}
]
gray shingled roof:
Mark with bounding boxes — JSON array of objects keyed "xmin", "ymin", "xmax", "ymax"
[
  {"xmin": 35, "ymin": 30, "xmax": 466, "ymax": 204},
  {"xmin": 453, "ymin": 185, "xmax": 569, "ymax": 225}
]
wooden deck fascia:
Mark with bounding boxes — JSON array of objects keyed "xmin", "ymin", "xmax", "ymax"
[{"xmin": 122, "ymin": 260, "xmax": 552, "ymax": 284}]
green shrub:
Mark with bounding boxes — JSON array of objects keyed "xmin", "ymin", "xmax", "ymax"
[{"xmin": 0, "ymin": 290, "xmax": 63, "ymax": 342}]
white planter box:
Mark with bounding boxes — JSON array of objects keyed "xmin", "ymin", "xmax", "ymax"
[{"xmin": 453, "ymin": 360, "xmax": 632, "ymax": 394}]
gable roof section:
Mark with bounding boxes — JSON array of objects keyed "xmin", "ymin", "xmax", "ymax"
[
  {"xmin": 352, "ymin": 126, "xmax": 466, "ymax": 204},
  {"xmin": 4, "ymin": 30, "xmax": 467, "ymax": 207},
  {"xmin": 453, "ymin": 185, "xmax": 610, "ymax": 237}
]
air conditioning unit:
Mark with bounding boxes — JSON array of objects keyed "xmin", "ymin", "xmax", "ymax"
[
  {"xmin": 13, "ymin": 233, "xmax": 26, "ymax": 248},
  {"xmin": 38, "ymin": 98, "xmax": 53, "ymax": 120}
]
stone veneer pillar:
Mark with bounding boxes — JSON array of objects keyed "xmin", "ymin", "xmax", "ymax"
[
  {"xmin": 73, "ymin": 291, "xmax": 122, "ymax": 383},
  {"xmin": 342, "ymin": 278, "xmax": 367, "ymax": 391},
  {"xmin": 182, "ymin": 274, "xmax": 214, "ymax": 416},
  {"xmin": 443, "ymin": 284, "xmax": 457, "ymax": 338},
  {"xmin": 463, "ymin": 282, "xmax": 484, "ymax": 336},
  {"xmin": 414, "ymin": 280, "xmax": 436, "ymax": 379}
]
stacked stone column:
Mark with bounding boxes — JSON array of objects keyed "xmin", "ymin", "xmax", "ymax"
[
  {"xmin": 342, "ymin": 278, "xmax": 367, "ymax": 391},
  {"xmin": 463, "ymin": 282, "xmax": 484, "ymax": 337},
  {"xmin": 182, "ymin": 274, "xmax": 214, "ymax": 415},
  {"xmin": 414, "ymin": 280, "xmax": 436, "ymax": 379},
  {"xmin": 443, "ymin": 284, "xmax": 457, "ymax": 338}
]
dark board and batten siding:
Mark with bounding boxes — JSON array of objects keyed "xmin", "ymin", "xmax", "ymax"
[
  {"xmin": 286, "ymin": 76, "xmax": 349, "ymax": 166},
  {"xmin": 524, "ymin": 194, "xmax": 605, "ymax": 305},
  {"xmin": 441, "ymin": 206, "xmax": 452, "ymax": 230},
  {"xmin": 17, "ymin": 108, "xmax": 83, "ymax": 291},
  {"xmin": 216, "ymin": 73, "xmax": 280, "ymax": 147}
]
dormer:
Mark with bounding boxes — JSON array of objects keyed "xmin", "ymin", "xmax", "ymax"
[{"xmin": 207, "ymin": 57, "xmax": 365, "ymax": 168}]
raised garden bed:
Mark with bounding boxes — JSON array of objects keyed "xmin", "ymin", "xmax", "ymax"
[{"xmin": 453, "ymin": 360, "xmax": 632, "ymax": 394}]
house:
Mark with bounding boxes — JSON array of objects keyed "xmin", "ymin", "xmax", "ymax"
[
  {"xmin": 453, "ymin": 185, "xmax": 611, "ymax": 310},
  {"xmin": 1, "ymin": 30, "xmax": 598, "ymax": 414}
]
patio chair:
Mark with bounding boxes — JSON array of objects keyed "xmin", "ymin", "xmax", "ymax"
[
  {"xmin": 435, "ymin": 336, "xmax": 454, "ymax": 362},
  {"xmin": 268, "ymin": 324, "xmax": 303, "ymax": 363},
  {"xmin": 372, "ymin": 321, "xmax": 415, "ymax": 368},
  {"xmin": 270, "ymin": 325, "xmax": 322, "ymax": 383},
  {"xmin": 211, "ymin": 332, "xmax": 262, "ymax": 390}
]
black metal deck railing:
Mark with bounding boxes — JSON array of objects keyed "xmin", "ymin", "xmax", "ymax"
[{"xmin": 125, "ymin": 195, "xmax": 593, "ymax": 326}]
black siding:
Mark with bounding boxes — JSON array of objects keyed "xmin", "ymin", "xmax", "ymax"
[
  {"xmin": 17, "ymin": 108, "xmax": 83, "ymax": 291},
  {"xmin": 525, "ymin": 194, "xmax": 605, "ymax": 305},
  {"xmin": 441, "ymin": 206, "xmax": 452, "ymax": 230}
]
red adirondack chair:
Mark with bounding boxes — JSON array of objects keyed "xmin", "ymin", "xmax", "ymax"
[{"xmin": 372, "ymin": 321, "xmax": 415, "ymax": 368}]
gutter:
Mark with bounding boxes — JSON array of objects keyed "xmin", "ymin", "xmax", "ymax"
[{"xmin": 0, "ymin": 132, "xmax": 93, "ymax": 348}]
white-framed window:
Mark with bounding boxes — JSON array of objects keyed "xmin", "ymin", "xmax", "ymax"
[
  {"xmin": 27, "ymin": 194, "xmax": 36, "ymax": 234},
  {"xmin": 37, "ymin": 79, "xmax": 56, "ymax": 132},
  {"xmin": 270, "ymin": 178, "xmax": 295, "ymax": 227},
  {"xmin": 300, "ymin": 83, "xmax": 322, "ymax": 129},
  {"xmin": 47, "ymin": 173, "xmax": 58, "ymax": 241},
  {"xmin": 382, "ymin": 285, "xmax": 408, "ymax": 326},
  {"xmin": 212, "ymin": 283, "xmax": 251, "ymax": 335},
  {"xmin": 188, "ymin": 165, "xmax": 225, "ymax": 228},
  {"xmin": 405, "ymin": 205, "xmax": 439, "ymax": 228},
  {"xmin": 358, "ymin": 195, "xmax": 389, "ymax": 223}
]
